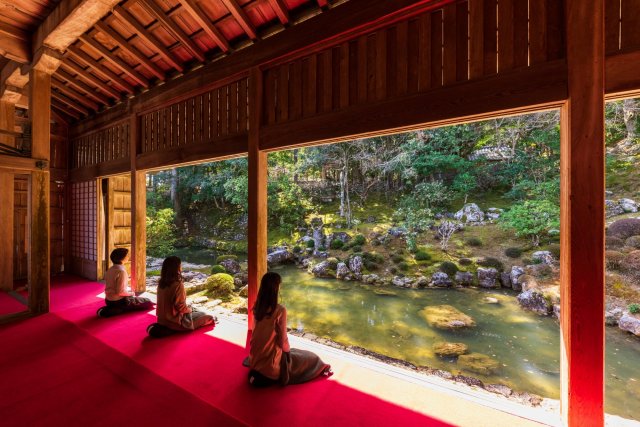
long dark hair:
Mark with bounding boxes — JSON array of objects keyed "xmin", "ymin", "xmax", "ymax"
[
  {"xmin": 158, "ymin": 256, "xmax": 182, "ymax": 289},
  {"xmin": 253, "ymin": 272, "xmax": 282, "ymax": 322}
]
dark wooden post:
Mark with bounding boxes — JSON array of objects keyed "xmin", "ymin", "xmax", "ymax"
[
  {"xmin": 0, "ymin": 171, "xmax": 13, "ymax": 291},
  {"xmin": 560, "ymin": 0, "xmax": 605, "ymax": 425},
  {"xmin": 28, "ymin": 68, "xmax": 51, "ymax": 314},
  {"xmin": 247, "ymin": 67, "xmax": 267, "ymax": 331}
]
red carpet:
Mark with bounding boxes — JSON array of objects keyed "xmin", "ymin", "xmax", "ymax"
[
  {"xmin": 0, "ymin": 275, "xmax": 454, "ymax": 427},
  {"xmin": 0, "ymin": 290, "xmax": 27, "ymax": 315}
]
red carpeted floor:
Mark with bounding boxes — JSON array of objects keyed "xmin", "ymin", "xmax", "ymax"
[
  {"xmin": 0, "ymin": 290, "xmax": 27, "ymax": 315},
  {"xmin": 0, "ymin": 275, "xmax": 454, "ymax": 427}
]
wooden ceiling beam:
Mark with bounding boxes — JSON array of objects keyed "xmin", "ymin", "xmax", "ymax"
[
  {"xmin": 268, "ymin": 0, "xmax": 290, "ymax": 25},
  {"xmin": 52, "ymin": 100, "xmax": 82, "ymax": 120},
  {"xmin": 55, "ymin": 67, "xmax": 112, "ymax": 105},
  {"xmin": 177, "ymin": 0, "xmax": 231, "ymax": 53},
  {"xmin": 50, "ymin": 105, "xmax": 70, "ymax": 126},
  {"xmin": 79, "ymin": 34, "xmax": 150, "ymax": 87},
  {"xmin": 139, "ymin": 0, "xmax": 206, "ymax": 62},
  {"xmin": 51, "ymin": 78, "xmax": 101, "ymax": 110},
  {"xmin": 0, "ymin": 22, "xmax": 30, "ymax": 63},
  {"xmin": 60, "ymin": 60, "xmax": 122, "ymax": 99},
  {"xmin": 112, "ymin": 5, "xmax": 185, "ymax": 72},
  {"xmin": 94, "ymin": 21, "xmax": 165, "ymax": 80},
  {"xmin": 51, "ymin": 89, "xmax": 90, "ymax": 116},
  {"xmin": 67, "ymin": 44, "xmax": 136, "ymax": 94},
  {"xmin": 220, "ymin": 0, "xmax": 258, "ymax": 40}
]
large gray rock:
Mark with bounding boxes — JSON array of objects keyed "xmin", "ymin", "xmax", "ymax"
[
  {"xmin": 605, "ymin": 308, "xmax": 624, "ymax": 326},
  {"xmin": 311, "ymin": 260, "xmax": 334, "ymax": 278},
  {"xmin": 510, "ymin": 266, "xmax": 525, "ymax": 291},
  {"xmin": 348, "ymin": 255, "xmax": 364, "ymax": 278},
  {"xmin": 431, "ymin": 272, "xmax": 452, "ymax": 287},
  {"xmin": 336, "ymin": 262, "xmax": 350, "ymax": 280},
  {"xmin": 500, "ymin": 272, "xmax": 511, "ymax": 288},
  {"xmin": 477, "ymin": 267, "xmax": 500, "ymax": 288},
  {"xmin": 454, "ymin": 203, "xmax": 485, "ymax": 223},
  {"xmin": 392, "ymin": 276, "xmax": 414, "ymax": 288},
  {"xmin": 414, "ymin": 276, "xmax": 430, "ymax": 288},
  {"xmin": 532, "ymin": 251, "xmax": 554, "ymax": 265},
  {"xmin": 219, "ymin": 258, "xmax": 241, "ymax": 274},
  {"xmin": 619, "ymin": 198, "xmax": 638, "ymax": 213},
  {"xmin": 606, "ymin": 200, "xmax": 625, "ymax": 218},
  {"xmin": 388, "ymin": 227, "xmax": 408, "ymax": 238},
  {"xmin": 518, "ymin": 275, "xmax": 538, "ymax": 292},
  {"xmin": 486, "ymin": 207, "xmax": 503, "ymax": 221},
  {"xmin": 517, "ymin": 289, "xmax": 552, "ymax": 315},
  {"xmin": 618, "ymin": 313, "xmax": 640, "ymax": 336},
  {"xmin": 454, "ymin": 271, "xmax": 474, "ymax": 286},
  {"xmin": 267, "ymin": 248, "xmax": 294, "ymax": 266},
  {"xmin": 362, "ymin": 274, "xmax": 380, "ymax": 285}
]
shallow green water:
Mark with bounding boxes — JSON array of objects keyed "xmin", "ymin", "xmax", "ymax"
[{"xmin": 273, "ymin": 265, "xmax": 640, "ymax": 421}]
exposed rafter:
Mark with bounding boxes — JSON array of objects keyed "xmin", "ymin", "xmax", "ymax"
[
  {"xmin": 51, "ymin": 78, "xmax": 101, "ymax": 111},
  {"xmin": 220, "ymin": 0, "xmax": 258, "ymax": 40},
  {"xmin": 79, "ymin": 34, "xmax": 150, "ymax": 87},
  {"xmin": 51, "ymin": 100, "xmax": 82, "ymax": 120},
  {"xmin": 112, "ymin": 5, "xmax": 184, "ymax": 72},
  {"xmin": 94, "ymin": 21, "xmax": 165, "ymax": 80},
  {"xmin": 56, "ymin": 68, "xmax": 112, "ymax": 105},
  {"xmin": 0, "ymin": 22, "xmax": 30, "ymax": 63},
  {"xmin": 139, "ymin": 0, "xmax": 206, "ymax": 62},
  {"xmin": 51, "ymin": 89, "xmax": 90, "ymax": 116},
  {"xmin": 67, "ymin": 44, "xmax": 136, "ymax": 94},
  {"xmin": 60, "ymin": 60, "xmax": 121, "ymax": 100},
  {"xmin": 177, "ymin": 0, "xmax": 231, "ymax": 53},
  {"xmin": 268, "ymin": 0, "xmax": 290, "ymax": 25}
]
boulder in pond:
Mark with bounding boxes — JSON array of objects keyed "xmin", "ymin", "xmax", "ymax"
[
  {"xmin": 267, "ymin": 248, "xmax": 294, "ymax": 266},
  {"xmin": 619, "ymin": 198, "xmax": 638, "ymax": 213},
  {"xmin": 348, "ymin": 255, "xmax": 364, "ymax": 278},
  {"xmin": 336, "ymin": 262, "xmax": 350, "ymax": 280},
  {"xmin": 414, "ymin": 276, "xmax": 430, "ymax": 288},
  {"xmin": 431, "ymin": 272, "xmax": 452, "ymax": 287},
  {"xmin": 311, "ymin": 260, "xmax": 334, "ymax": 278},
  {"xmin": 454, "ymin": 203, "xmax": 485, "ymax": 223},
  {"xmin": 483, "ymin": 297, "xmax": 500, "ymax": 304},
  {"xmin": 500, "ymin": 272, "xmax": 511, "ymax": 288},
  {"xmin": 362, "ymin": 274, "xmax": 380, "ymax": 285},
  {"xmin": 517, "ymin": 289, "xmax": 552, "ymax": 315},
  {"xmin": 477, "ymin": 267, "xmax": 500, "ymax": 288},
  {"xmin": 457, "ymin": 353, "xmax": 500, "ymax": 375},
  {"xmin": 510, "ymin": 266, "xmax": 525, "ymax": 291},
  {"xmin": 454, "ymin": 271, "xmax": 474, "ymax": 286},
  {"xmin": 433, "ymin": 342, "xmax": 469, "ymax": 357},
  {"xmin": 419, "ymin": 305, "xmax": 476, "ymax": 330},
  {"xmin": 618, "ymin": 313, "xmax": 640, "ymax": 336},
  {"xmin": 605, "ymin": 307, "xmax": 624, "ymax": 326},
  {"xmin": 392, "ymin": 276, "xmax": 414, "ymax": 288}
]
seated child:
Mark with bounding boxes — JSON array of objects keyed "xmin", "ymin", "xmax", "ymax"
[
  {"xmin": 148, "ymin": 256, "xmax": 214, "ymax": 337},
  {"xmin": 98, "ymin": 248, "xmax": 153, "ymax": 317}
]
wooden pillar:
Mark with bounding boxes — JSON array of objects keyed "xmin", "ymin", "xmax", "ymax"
[
  {"xmin": 28, "ymin": 69, "xmax": 51, "ymax": 314},
  {"xmin": 0, "ymin": 101, "xmax": 16, "ymax": 147},
  {"xmin": 129, "ymin": 113, "xmax": 146, "ymax": 294},
  {"xmin": 0, "ymin": 171, "xmax": 13, "ymax": 291},
  {"xmin": 560, "ymin": 0, "xmax": 605, "ymax": 425},
  {"xmin": 247, "ymin": 67, "xmax": 267, "ymax": 331}
]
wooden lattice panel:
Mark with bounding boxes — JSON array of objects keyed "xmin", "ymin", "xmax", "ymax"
[
  {"xmin": 109, "ymin": 175, "xmax": 132, "ymax": 270},
  {"xmin": 71, "ymin": 181, "xmax": 97, "ymax": 262},
  {"xmin": 262, "ymin": 0, "xmax": 564, "ymax": 126},
  {"xmin": 71, "ymin": 121, "xmax": 130, "ymax": 168},
  {"xmin": 140, "ymin": 77, "xmax": 249, "ymax": 153},
  {"xmin": 50, "ymin": 181, "xmax": 65, "ymax": 274},
  {"xmin": 13, "ymin": 176, "xmax": 28, "ymax": 281}
]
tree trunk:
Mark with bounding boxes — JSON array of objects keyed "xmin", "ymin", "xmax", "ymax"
[
  {"xmin": 623, "ymin": 98, "xmax": 638, "ymax": 140},
  {"xmin": 170, "ymin": 168, "xmax": 181, "ymax": 226}
]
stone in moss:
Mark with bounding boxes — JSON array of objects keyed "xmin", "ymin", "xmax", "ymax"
[
  {"xmin": 458, "ymin": 353, "xmax": 500, "ymax": 375},
  {"xmin": 419, "ymin": 305, "xmax": 476, "ymax": 330},
  {"xmin": 433, "ymin": 342, "xmax": 469, "ymax": 357}
]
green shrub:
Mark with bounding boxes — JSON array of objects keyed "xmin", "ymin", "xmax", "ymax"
[
  {"xmin": 318, "ymin": 246, "xmax": 327, "ymax": 251},
  {"xmin": 625, "ymin": 235, "xmax": 640, "ymax": 249},
  {"xmin": 362, "ymin": 251, "xmax": 384, "ymax": 271},
  {"xmin": 351, "ymin": 245, "xmax": 363, "ymax": 253},
  {"xmin": 330, "ymin": 239, "xmax": 345, "ymax": 250},
  {"xmin": 465, "ymin": 237, "xmax": 483, "ymax": 247},
  {"xmin": 477, "ymin": 257, "xmax": 504, "ymax": 271},
  {"xmin": 389, "ymin": 266, "xmax": 398, "ymax": 274},
  {"xmin": 414, "ymin": 250, "xmax": 431, "ymax": 261},
  {"xmin": 306, "ymin": 240, "xmax": 315, "ymax": 248},
  {"xmin": 210, "ymin": 265, "xmax": 226, "ymax": 274},
  {"xmin": 352, "ymin": 234, "xmax": 367, "ymax": 246},
  {"xmin": 205, "ymin": 273, "xmax": 235, "ymax": 298},
  {"xmin": 505, "ymin": 247, "xmax": 523, "ymax": 258},
  {"xmin": 629, "ymin": 303, "xmax": 640, "ymax": 314},
  {"xmin": 606, "ymin": 236, "xmax": 624, "ymax": 249},
  {"xmin": 292, "ymin": 245, "xmax": 302, "ymax": 254},
  {"xmin": 439, "ymin": 261, "xmax": 459, "ymax": 276},
  {"xmin": 146, "ymin": 208, "xmax": 177, "ymax": 257},
  {"xmin": 398, "ymin": 261, "xmax": 410, "ymax": 272},
  {"xmin": 391, "ymin": 254, "xmax": 405, "ymax": 264},
  {"xmin": 458, "ymin": 258, "xmax": 473, "ymax": 266},
  {"xmin": 216, "ymin": 254, "xmax": 238, "ymax": 263},
  {"xmin": 147, "ymin": 270, "xmax": 161, "ymax": 277},
  {"xmin": 606, "ymin": 250, "xmax": 625, "ymax": 270}
]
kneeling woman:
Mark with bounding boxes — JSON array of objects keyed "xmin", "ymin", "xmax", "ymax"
[
  {"xmin": 249, "ymin": 272, "xmax": 332, "ymax": 386},
  {"xmin": 156, "ymin": 256, "xmax": 214, "ymax": 331}
]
